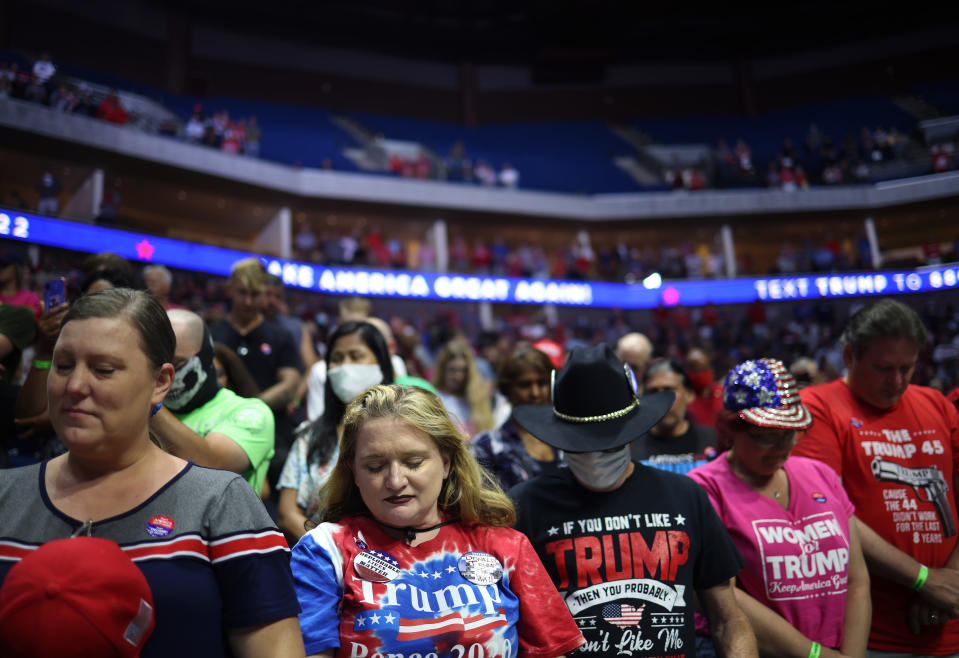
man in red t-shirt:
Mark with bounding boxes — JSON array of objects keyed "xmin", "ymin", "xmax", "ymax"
[
  {"xmin": 685, "ymin": 347, "xmax": 723, "ymax": 429},
  {"xmin": 793, "ymin": 299, "xmax": 959, "ymax": 655}
]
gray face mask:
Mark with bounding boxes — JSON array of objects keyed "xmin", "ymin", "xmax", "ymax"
[{"xmin": 564, "ymin": 446, "xmax": 632, "ymax": 489}]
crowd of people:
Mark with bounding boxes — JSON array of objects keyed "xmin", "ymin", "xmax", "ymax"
[
  {"xmin": 1, "ymin": 53, "xmax": 261, "ymax": 153},
  {"xmin": 8, "ymin": 48, "xmax": 959, "ymax": 203},
  {"xmin": 293, "ymin": 217, "xmax": 915, "ymax": 283},
  {"xmin": 184, "ymin": 105, "xmax": 262, "ymax": 156},
  {"xmin": 3, "ymin": 245, "xmax": 959, "ymax": 658},
  {"xmin": 713, "ymin": 123, "xmax": 921, "ymax": 191},
  {"xmin": 384, "ymin": 140, "xmax": 520, "ymax": 189},
  {"xmin": 8, "ymin": 241, "xmax": 959, "ymax": 407},
  {"xmin": 1, "ymin": 55, "xmax": 132, "ymax": 125},
  {"xmin": 379, "ymin": 119, "xmax": 940, "ymax": 194},
  {"xmin": 4, "ymin": 178, "xmax": 942, "ymax": 285},
  {"xmin": 293, "ymin": 221, "xmax": 728, "ymax": 282},
  {"xmin": 442, "ymin": 141, "xmax": 521, "ymax": 188}
]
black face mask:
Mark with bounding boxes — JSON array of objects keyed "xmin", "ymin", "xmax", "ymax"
[{"xmin": 165, "ymin": 325, "xmax": 220, "ymax": 414}]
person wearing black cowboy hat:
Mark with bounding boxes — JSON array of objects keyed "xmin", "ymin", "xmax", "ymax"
[{"xmin": 510, "ymin": 344, "xmax": 758, "ymax": 658}]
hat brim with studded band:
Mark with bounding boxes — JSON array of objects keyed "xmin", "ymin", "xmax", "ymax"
[
  {"xmin": 512, "ymin": 343, "xmax": 675, "ymax": 453},
  {"xmin": 723, "ymin": 358, "xmax": 813, "ymax": 430}
]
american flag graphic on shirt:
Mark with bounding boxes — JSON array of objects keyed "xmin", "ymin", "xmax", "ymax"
[
  {"xmin": 352, "ymin": 607, "xmax": 509, "ymax": 641},
  {"xmin": 601, "ymin": 603, "xmax": 646, "ymax": 629},
  {"xmin": 396, "ymin": 609, "xmax": 508, "ymax": 641},
  {"xmin": 293, "ymin": 518, "xmax": 585, "ymax": 658}
]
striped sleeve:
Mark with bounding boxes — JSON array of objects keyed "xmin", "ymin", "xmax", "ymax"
[{"xmin": 207, "ymin": 475, "xmax": 301, "ymax": 628}]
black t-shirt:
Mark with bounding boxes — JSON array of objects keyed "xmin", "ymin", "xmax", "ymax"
[
  {"xmin": 211, "ymin": 318, "xmax": 302, "ymax": 391},
  {"xmin": 631, "ymin": 423, "xmax": 717, "ymax": 475},
  {"xmin": 212, "ymin": 318, "xmax": 303, "ymax": 454},
  {"xmin": 510, "ymin": 464, "xmax": 742, "ymax": 658}
]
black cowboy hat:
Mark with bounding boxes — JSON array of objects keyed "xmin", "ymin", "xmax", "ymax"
[{"xmin": 512, "ymin": 343, "xmax": 675, "ymax": 452}]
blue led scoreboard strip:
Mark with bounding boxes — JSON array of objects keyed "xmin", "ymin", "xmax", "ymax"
[{"xmin": 3, "ymin": 208, "xmax": 958, "ymax": 309}]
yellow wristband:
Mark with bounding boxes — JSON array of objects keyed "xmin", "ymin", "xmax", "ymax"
[{"xmin": 32, "ymin": 359, "xmax": 51, "ymax": 370}]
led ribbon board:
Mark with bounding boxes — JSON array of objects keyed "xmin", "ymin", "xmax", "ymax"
[{"xmin": 3, "ymin": 208, "xmax": 957, "ymax": 309}]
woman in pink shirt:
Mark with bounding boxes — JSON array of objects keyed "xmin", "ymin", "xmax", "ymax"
[
  {"xmin": 689, "ymin": 358, "xmax": 870, "ymax": 658},
  {"xmin": 0, "ymin": 250, "xmax": 41, "ymax": 320}
]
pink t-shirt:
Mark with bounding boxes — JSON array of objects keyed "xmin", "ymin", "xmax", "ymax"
[
  {"xmin": 689, "ymin": 455, "xmax": 854, "ymax": 648},
  {"xmin": 1, "ymin": 290, "xmax": 42, "ymax": 321}
]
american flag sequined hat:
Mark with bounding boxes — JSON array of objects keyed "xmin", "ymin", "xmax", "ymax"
[{"xmin": 723, "ymin": 358, "xmax": 812, "ymax": 430}]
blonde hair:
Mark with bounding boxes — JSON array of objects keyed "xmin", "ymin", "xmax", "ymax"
[
  {"xmin": 339, "ymin": 296, "xmax": 372, "ymax": 321},
  {"xmin": 431, "ymin": 342, "xmax": 494, "ymax": 433},
  {"xmin": 230, "ymin": 258, "xmax": 268, "ymax": 291},
  {"xmin": 319, "ymin": 384, "xmax": 515, "ymax": 527}
]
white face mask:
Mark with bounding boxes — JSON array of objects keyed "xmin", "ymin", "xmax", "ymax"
[
  {"xmin": 329, "ymin": 363, "xmax": 384, "ymax": 404},
  {"xmin": 565, "ymin": 446, "xmax": 632, "ymax": 490}
]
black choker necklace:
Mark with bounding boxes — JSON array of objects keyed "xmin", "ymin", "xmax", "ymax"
[{"xmin": 376, "ymin": 518, "xmax": 461, "ymax": 543}]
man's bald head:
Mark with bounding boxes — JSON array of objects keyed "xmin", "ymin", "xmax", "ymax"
[
  {"xmin": 364, "ymin": 316, "xmax": 396, "ymax": 354},
  {"xmin": 686, "ymin": 347, "xmax": 711, "ymax": 372},
  {"xmin": 616, "ymin": 332, "xmax": 653, "ymax": 382},
  {"xmin": 164, "ymin": 308, "xmax": 220, "ymax": 412},
  {"xmin": 167, "ymin": 308, "xmax": 206, "ymax": 358}
]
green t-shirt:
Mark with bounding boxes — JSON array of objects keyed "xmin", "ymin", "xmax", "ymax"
[{"xmin": 174, "ymin": 388, "xmax": 275, "ymax": 495}]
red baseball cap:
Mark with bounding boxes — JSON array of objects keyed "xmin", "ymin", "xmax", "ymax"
[
  {"xmin": 532, "ymin": 338, "xmax": 565, "ymax": 370},
  {"xmin": 0, "ymin": 536, "xmax": 155, "ymax": 657}
]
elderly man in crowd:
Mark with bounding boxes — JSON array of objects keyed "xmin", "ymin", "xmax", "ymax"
[
  {"xmin": 616, "ymin": 331, "xmax": 653, "ymax": 392},
  {"xmin": 143, "ymin": 264, "xmax": 183, "ymax": 310},
  {"xmin": 631, "ymin": 359, "xmax": 717, "ymax": 474}
]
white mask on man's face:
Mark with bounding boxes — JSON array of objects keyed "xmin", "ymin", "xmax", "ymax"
[
  {"xmin": 564, "ymin": 445, "xmax": 632, "ymax": 489},
  {"xmin": 328, "ymin": 363, "xmax": 384, "ymax": 404}
]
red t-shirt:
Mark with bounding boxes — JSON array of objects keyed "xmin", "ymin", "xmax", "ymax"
[
  {"xmin": 688, "ymin": 382, "xmax": 723, "ymax": 429},
  {"xmin": 947, "ymin": 387, "xmax": 959, "ymax": 412},
  {"xmin": 794, "ymin": 379, "xmax": 959, "ymax": 653}
]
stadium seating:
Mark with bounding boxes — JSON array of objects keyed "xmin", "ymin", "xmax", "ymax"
[
  {"xmin": 347, "ymin": 112, "xmax": 641, "ymax": 194},
  {"xmin": 4, "ymin": 46, "xmax": 953, "ymax": 195}
]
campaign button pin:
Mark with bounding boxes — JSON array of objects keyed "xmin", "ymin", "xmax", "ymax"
[
  {"xmin": 146, "ymin": 515, "xmax": 175, "ymax": 537},
  {"xmin": 354, "ymin": 536, "xmax": 368, "ymax": 550},
  {"xmin": 353, "ymin": 549, "xmax": 401, "ymax": 583},
  {"xmin": 457, "ymin": 551, "xmax": 503, "ymax": 585},
  {"xmin": 811, "ymin": 492, "xmax": 827, "ymax": 503}
]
